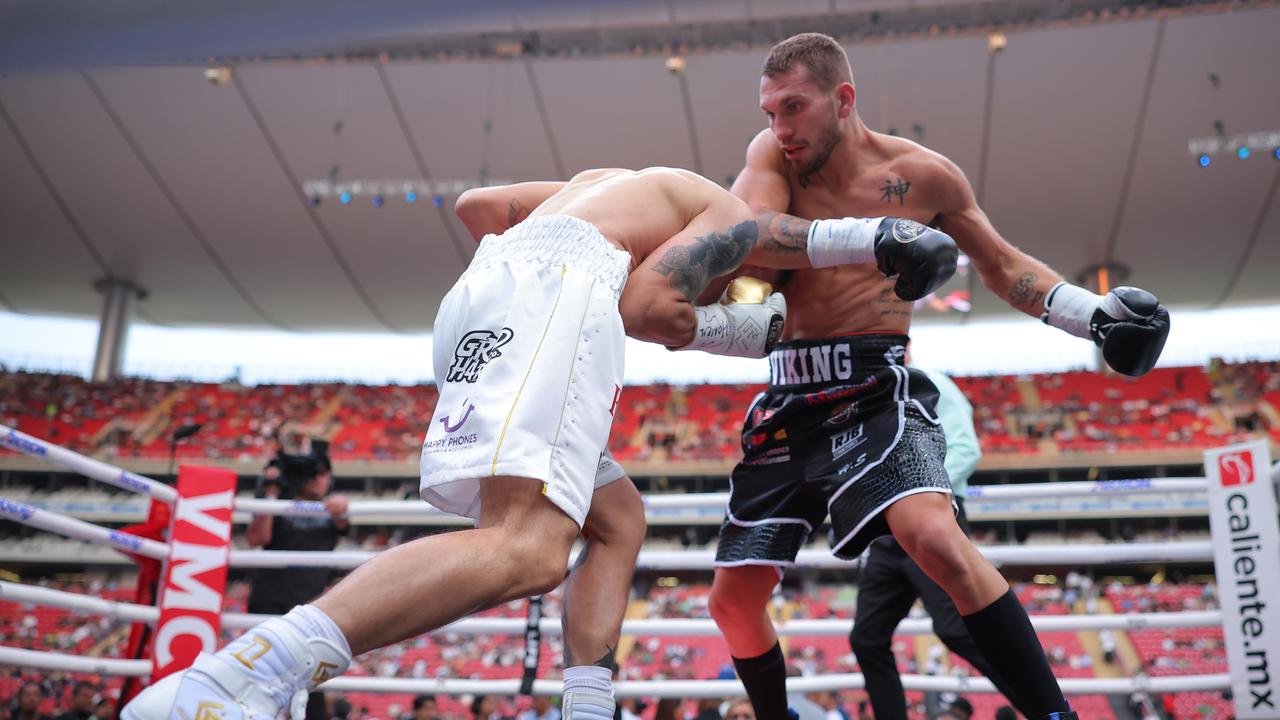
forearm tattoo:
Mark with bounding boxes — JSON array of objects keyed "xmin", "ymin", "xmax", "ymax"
[
  {"xmin": 1008, "ymin": 272, "xmax": 1045, "ymax": 308},
  {"xmin": 651, "ymin": 220, "xmax": 758, "ymax": 300},
  {"xmin": 754, "ymin": 209, "xmax": 813, "ymax": 257}
]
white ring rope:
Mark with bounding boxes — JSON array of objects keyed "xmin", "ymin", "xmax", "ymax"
[
  {"xmin": 961, "ymin": 477, "xmax": 1207, "ymax": 500},
  {"xmin": 0, "ymin": 646, "xmax": 1230, "ymax": 697},
  {"xmin": 224, "ymin": 541, "xmax": 1213, "ymax": 571},
  {"xmin": 237, "ymin": 477, "xmax": 1210, "ymax": 520},
  {"xmin": 0, "ymin": 424, "xmax": 176, "ymax": 503},
  {"xmin": 0, "ymin": 490, "xmax": 1215, "ymax": 570},
  {"xmin": 0, "ymin": 493, "xmax": 1215, "ymax": 569},
  {"xmin": 0, "ymin": 496, "xmax": 168, "ymax": 560},
  {"xmin": 0, "ymin": 580, "xmax": 1222, "ymax": 635},
  {"xmin": 234, "ymin": 498, "xmax": 456, "ymax": 519},
  {"xmin": 0, "ymin": 421, "xmax": 1210, "ymax": 516}
]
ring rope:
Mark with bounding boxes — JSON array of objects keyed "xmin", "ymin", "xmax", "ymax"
[
  {"xmin": 0, "ymin": 496, "xmax": 168, "ymax": 559},
  {"xmin": 0, "ymin": 580, "xmax": 1223, "ymax": 635},
  {"xmin": 0, "ymin": 424, "xmax": 176, "ymax": 503},
  {"xmin": 0, "ymin": 646, "xmax": 1231, "ymax": 697},
  {"xmin": 0, "ymin": 424, "xmax": 1210, "ymax": 513},
  {"xmin": 224, "ymin": 541, "xmax": 1214, "ymax": 570},
  {"xmin": 0, "ymin": 497, "xmax": 1216, "ymax": 569}
]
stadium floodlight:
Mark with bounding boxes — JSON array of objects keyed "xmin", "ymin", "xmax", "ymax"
[
  {"xmin": 1188, "ymin": 129, "xmax": 1280, "ymax": 165},
  {"xmin": 301, "ymin": 178, "xmax": 510, "ymax": 206}
]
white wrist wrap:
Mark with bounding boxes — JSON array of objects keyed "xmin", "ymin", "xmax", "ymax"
[
  {"xmin": 1042, "ymin": 281, "xmax": 1102, "ymax": 340},
  {"xmin": 563, "ymin": 690, "xmax": 615, "ymax": 720},
  {"xmin": 678, "ymin": 298, "xmax": 783, "ymax": 358},
  {"xmin": 806, "ymin": 217, "xmax": 881, "ymax": 268}
]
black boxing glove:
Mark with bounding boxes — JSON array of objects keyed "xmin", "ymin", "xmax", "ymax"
[
  {"xmin": 1042, "ymin": 282, "xmax": 1171, "ymax": 376},
  {"xmin": 805, "ymin": 216, "xmax": 959, "ymax": 301}
]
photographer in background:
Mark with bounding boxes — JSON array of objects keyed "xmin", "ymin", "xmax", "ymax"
[{"xmin": 245, "ymin": 439, "xmax": 348, "ymax": 720}]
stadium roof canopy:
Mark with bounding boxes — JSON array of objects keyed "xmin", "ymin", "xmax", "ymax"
[{"xmin": 1, "ymin": 0, "xmax": 1278, "ymax": 333}]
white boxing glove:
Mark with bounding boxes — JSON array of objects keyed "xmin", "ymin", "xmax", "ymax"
[{"xmin": 676, "ymin": 278, "xmax": 786, "ymax": 358}]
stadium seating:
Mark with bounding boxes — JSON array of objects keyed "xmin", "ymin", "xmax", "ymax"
[{"xmin": 4, "ymin": 360, "xmax": 1277, "ymax": 464}]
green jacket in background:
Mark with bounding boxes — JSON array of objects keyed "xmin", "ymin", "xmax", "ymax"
[{"xmin": 918, "ymin": 366, "xmax": 981, "ymax": 500}]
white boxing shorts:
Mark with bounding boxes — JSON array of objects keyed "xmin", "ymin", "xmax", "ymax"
[{"xmin": 420, "ymin": 215, "xmax": 632, "ymax": 527}]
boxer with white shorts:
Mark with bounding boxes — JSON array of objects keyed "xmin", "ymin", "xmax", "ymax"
[
  {"xmin": 420, "ymin": 214, "xmax": 633, "ymax": 528},
  {"xmin": 122, "ymin": 167, "xmax": 791, "ymax": 720}
]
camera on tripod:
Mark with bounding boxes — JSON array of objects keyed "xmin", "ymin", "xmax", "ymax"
[{"xmin": 257, "ymin": 439, "xmax": 331, "ymax": 500}]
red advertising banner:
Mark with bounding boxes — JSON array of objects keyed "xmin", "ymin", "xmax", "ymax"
[{"xmin": 151, "ymin": 466, "xmax": 236, "ymax": 681}]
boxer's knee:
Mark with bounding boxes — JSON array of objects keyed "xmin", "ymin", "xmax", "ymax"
[
  {"xmin": 901, "ymin": 525, "xmax": 973, "ymax": 592},
  {"xmin": 886, "ymin": 494, "xmax": 971, "ymax": 588},
  {"xmin": 503, "ymin": 528, "xmax": 575, "ymax": 596},
  {"xmin": 710, "ymin": 566, "xmax": 777, "ymax": 628},
  {"xmin": 582, "ymin": 478, "xmax": 646, "ymax": 558},
  {"xmin": 481, "ymin": 479, "xmax": 579, "ymax": 596}
]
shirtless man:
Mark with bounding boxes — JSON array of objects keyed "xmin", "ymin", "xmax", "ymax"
[
  {"xmin": 703, "ymin": 34, "xmax": 1170, "ymax": 720},
  {"xmin": 123, "ymin": 167, "xmax": 953, "ymax": 720}
]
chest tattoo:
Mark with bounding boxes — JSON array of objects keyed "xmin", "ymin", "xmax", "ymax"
[{"xmin": 880, "ymin": 177, "xmax": 911, "ymax": 205}]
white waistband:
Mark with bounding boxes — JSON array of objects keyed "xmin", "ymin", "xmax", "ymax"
[{"xmin": 470, "ymin": 215, "xmax": 633, "ymax": 296}]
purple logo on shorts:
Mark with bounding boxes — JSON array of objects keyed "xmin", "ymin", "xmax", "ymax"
[{"xmin": 438, "ymin": 399, "xmax": 476, "ymax": 433}]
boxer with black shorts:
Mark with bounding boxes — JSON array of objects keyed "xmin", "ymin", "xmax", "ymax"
[
  {"xmin": 704, "ymin": 33, "xmax": 1171, "ymax": 720},
  {"xmin": 720, "ymin": 335, "xmax": 948, "ymax": 567}
]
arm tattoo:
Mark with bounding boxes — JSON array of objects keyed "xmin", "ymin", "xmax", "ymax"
[
  {"xmin": 755, "ymin": 210, "xmax": 813, "ymax": 257},
  {"xmin": 1008, "ymin": 272, "xmax": 1044, "ymax": 307},
  {"xmin": 507, "ymin": 198, "xmax": 526, "ymax": 227},
  {"xmin": 650, "ymin": 220, "xmax": 758, "ymax": 300}
]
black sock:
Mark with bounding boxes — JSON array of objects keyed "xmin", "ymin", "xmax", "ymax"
[
  {"xmin": 961, "ymin": 589, "xmax": 1069, "ymax": 717},
  {"xmin": 732, "ymin": 642, "xmax": 789, "ymax": 720}
]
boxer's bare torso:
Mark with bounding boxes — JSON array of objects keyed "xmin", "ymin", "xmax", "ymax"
[
  {"xmin": 742, "ymin": 129, "xmax": 958, "ymax": 340},
  {"xmin": 524, "ymin": 167, "xmax": 752, "ymax": 270}
]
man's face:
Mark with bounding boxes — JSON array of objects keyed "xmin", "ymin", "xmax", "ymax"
[
  {"xmin": 760, "ymin": 67, "xmax": 845, "ymax": 178},
  {"xmin": 18, "ymin": 684, "xmax": 41, "ymax": 712},
  {"xmin": 73, "ymin": 686, "xmax": 95, "ymax": 711},
  {"xmin": 415, "ymin": 699, "xmax": 438, "ymax": 720},
  {"xmin": 301, "ymin": 470, "xmax": 331, "ymax": 500}
]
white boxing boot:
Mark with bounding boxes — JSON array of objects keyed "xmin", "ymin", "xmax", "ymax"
[{"xmin": 121, "ymin": 616, "xmax": 350, "ymax": 720}]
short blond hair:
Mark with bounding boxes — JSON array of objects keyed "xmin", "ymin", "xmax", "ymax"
[{"xmin": 762, "ymin": 33, "xmax": 853, "ymax": 90}]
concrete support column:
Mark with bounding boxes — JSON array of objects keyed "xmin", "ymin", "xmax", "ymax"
[{"xmin": 91, "ymin": 278, "xmax": 146, "ymax": 382}]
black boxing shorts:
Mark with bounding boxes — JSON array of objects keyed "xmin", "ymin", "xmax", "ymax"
[{"xmin": 715, "ymin": 334, "xmax": 952, "ymax": 566}]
